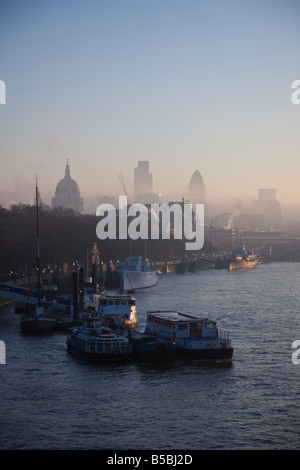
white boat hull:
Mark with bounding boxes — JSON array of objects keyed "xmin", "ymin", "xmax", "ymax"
[{"xmin": 119, "ymin": 270, "xmax": 158, "ymax": 291}]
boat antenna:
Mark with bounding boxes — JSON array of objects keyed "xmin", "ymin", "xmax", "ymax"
[{"xmin": 36, "ymin": 176, "xmax": 41, "ymax": 307}]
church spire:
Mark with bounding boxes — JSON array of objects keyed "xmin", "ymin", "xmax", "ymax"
[{"xmin": 65, "ymin": 159, "xmax": 71, "ymax": 179}]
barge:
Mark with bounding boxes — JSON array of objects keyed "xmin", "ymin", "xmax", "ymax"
[{"xmin": 145, "ymin": 311, "xmax": 234, "ymax": 361}]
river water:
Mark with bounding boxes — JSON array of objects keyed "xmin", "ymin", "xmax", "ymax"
[{"xmin": 1, "ymin": 262, "xmax": 300, "ymax": 450}]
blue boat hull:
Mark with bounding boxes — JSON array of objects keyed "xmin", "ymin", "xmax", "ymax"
[{"xmin": 133, "ymin": 340, "xmax": 175, "ymax": 362}]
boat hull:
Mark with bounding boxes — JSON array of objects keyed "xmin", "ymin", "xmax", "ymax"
[
  {"xmin": 119, "ymin": 270, "xmax": 158, "ymax": 291},
  {"xmin": 175, "ymin": 346, "xmax": 234, "ymax": 361},
  {"xmin": 145, "ymin": 311, "xmax": 234, "ymax": 363},
  {"xmin": 67, "ymin": 341, "xmax": 133, "ymax": 363},
  {"xmin": 20, "ymin": 317, "xmax": 56, "ymax": 334},
  {"xmin": 133, "ymin": 340, "xmax": 175, "ymax": 362},
  {"xmin": 228, "ymin": 260, "xmax": 258, "ymax": 271},
  {"xmin": 214, "ymin": 258, "xmax": 229, "ymax": 270}
]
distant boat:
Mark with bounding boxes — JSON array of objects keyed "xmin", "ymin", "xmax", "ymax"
[
  {"xmin": 214, "ymin": 256, "xmax": 229, "ymax": 270},
  {"xmin": 145, "ymin": 311, "xmax": 234, "ymax": 362},
  {"xmin": 228, "ymin": 245, "xmax": 258, "ymax": 271},
  {"xmin": 66, "ymin": 315, "xmax": 133, "ymax": 363},
  {"xmin": 117, "ymin": 256, "xmax": 158, "ymax": 292},
  {"xmin": 20, "ymin": 180, "xmax": 56, "ymax": 334}
]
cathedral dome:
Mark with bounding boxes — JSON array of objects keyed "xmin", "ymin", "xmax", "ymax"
[
  {"xmin": 52, "ymin": 161, "xmax": 83, "ymax": 214},
  {"xmin": 55, "ymin": 176, "xmax": 80, "ymax": 196}
]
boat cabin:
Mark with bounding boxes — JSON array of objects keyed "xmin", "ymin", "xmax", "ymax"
[
  {"xmin": 98, "ymin": 294, "xmax": 137, "ymax": 328},
  {"xmin": 146, "ymin": 311, "xmax": 220, "ymax": 341},
  {"xmin": 81, "ymin": 315, "xmax": 103, "ymax": 330},
  {"xmin": 119, "ymin": 256, "xmax": 151, "ymax": 271}
]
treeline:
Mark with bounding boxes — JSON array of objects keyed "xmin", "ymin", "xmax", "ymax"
[
  {"xmin": 0, "ymin": 203, "xmax": 213, "ymax": 275},
  {"xmin": 0, "ymin": 204, "xmax": 96, "ymax": 274}
]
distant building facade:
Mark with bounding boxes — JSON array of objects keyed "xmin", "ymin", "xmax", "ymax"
[
  {"xmin": 188, "ymin": 170, "xmax": 207, "ymax": 205},
  {"xmin": 52, "ymin": 161, "xmax": 84, "ymax": 214},
  {"xmin": 134, "ymin": 161, "xmax": 160, "ymax": 204},
  {"xmin": 213, "ymin": 188, "xmax": 282, "ymax": 231},
  {"xmin": 205, "ymin": 226, "xmax": 235, "ymax": 249}
]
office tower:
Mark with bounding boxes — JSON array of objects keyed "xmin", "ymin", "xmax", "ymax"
[{"xmin": 134, "ymin": 161, "xmax": 160, "ymax": 204}]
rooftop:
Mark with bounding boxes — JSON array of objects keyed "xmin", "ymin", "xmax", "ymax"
[{"xmin": 147, "ymin": 311, "xmax": 210, "ymax": 323}]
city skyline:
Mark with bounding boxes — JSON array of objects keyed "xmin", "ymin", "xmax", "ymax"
[
  {"xmin": 0, "ymin": 154, "xmax": 290, "ymax": 221},
  {"xmin": 1, "ymin": 156, "xmax": 285, "ymax": 233},
  {"xmin": 0, "ymin": 1, "xmax": 300, "ymax": 216}
]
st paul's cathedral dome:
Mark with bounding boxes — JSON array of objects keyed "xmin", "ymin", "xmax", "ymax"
[{"xmin": 52, "ymin": 161, "xmax": 83, "ymax": 214}]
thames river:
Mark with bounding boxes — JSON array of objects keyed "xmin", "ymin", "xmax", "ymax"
[{"xmin": 1, "ymin": 262, "xmax": 300, "ymax": 450}]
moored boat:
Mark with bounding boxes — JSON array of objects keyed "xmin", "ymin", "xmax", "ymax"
[
  {"xmin": 214, "ymin": 257, "xmax": 229, "ymax": 270},
  {"xmin": 228, "ymin": 245, "xmax": 258, "ymax": 271},
  {"xmin": 20, "ymin": 306, "xmax": 56, "ymax": 334},
  {"xmin": 66, "ymin": 315, "xmax": 133, "ymax": 363},
  {"xmin": 117, "ymin": 256, "xmax": 158, "ymax": 292},
  {"xmin": 98, "ymin": 292, "xmax": 137, "ymax": 329},
  {"xmin": 120, "ymin": 328, "xmax": 175, "ymax": 362},
  {"xmin": 20, "ymin": 180, "xmax": 56, "ymax": 335},
  {"xmin": 145, "ymin": 311, "xmax": 234, "ymax": 361},
  {"xmin": 97, "ymin": 293, "xmax": 174, "ymax": 362}
]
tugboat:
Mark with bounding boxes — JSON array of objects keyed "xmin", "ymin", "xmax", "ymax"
[
  {"xmin": 66, "ymin": 315, "xmax": 133, "ymax": 363},
  {"xmin": 145, "ymin": 311, "xmax": 234, "ymax": 361}
]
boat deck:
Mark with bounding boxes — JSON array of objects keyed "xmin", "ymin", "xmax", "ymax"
[
  {"xmin": 148, "ymin": 311, "xmax": 207, "ymax": 323},
  {"xmin": 114, "ymin": 328, "xmax": 160, "ymax": 344}
]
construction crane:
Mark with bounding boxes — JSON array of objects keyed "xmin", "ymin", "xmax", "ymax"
[
  {"xmin": 117, "ymin": 171, "xmax": 132, "ymax": 255},
  {"xmin": 117, "ymin": 171, "xmax": 130, "ymax": 203}
]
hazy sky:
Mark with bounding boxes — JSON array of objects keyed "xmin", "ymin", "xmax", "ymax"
[{"xmin": 0, "ymin": 0, "xmax": 300, "ymax": 214}]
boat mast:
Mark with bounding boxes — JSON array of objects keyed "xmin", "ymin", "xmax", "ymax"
[{"xmin": 36, "ymin": 177, "xmax": 41, "ymax": 307}]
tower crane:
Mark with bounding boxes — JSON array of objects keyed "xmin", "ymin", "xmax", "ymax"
[{"xmin": 117, "ymin": 171, "xmax": 130, "ymax": 203}]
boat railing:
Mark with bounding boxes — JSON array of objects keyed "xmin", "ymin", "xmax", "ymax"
[
  {"xmin": 218, "ymin": 329, "xmax": 230, "ymax": 341},
  {"xmin": 182, "ymin": 330, "xmax": 230, "ymax": 341},
  {"xmin": 86, "ymin": 338, "xmax": 132, "ymax": 354}
]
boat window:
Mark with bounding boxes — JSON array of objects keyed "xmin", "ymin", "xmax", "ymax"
[
  {"xmin": 121, "ymin": 300, "xmax": 126, "ymax": 305},
  {"xmin": 178, "ymin": 324, "xmax": 188, "ymax": 330},
  {"xmin": 108, "ymin": 300, "xmax": 114, "ymax": 305},
  {"xmin": 204, "ymin": 322, "xmax": 215, "ymax": 329},
  {"xmin": 190, "ymin": 323, "xmax": 202, "ymax": 337},
  {"xmin": 100, "ymin": 300, "xmax": 107, "ymax": 306},
  {"xmin": 115, "ymin": 301, "xmax": 120, "ymax": 305}
]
